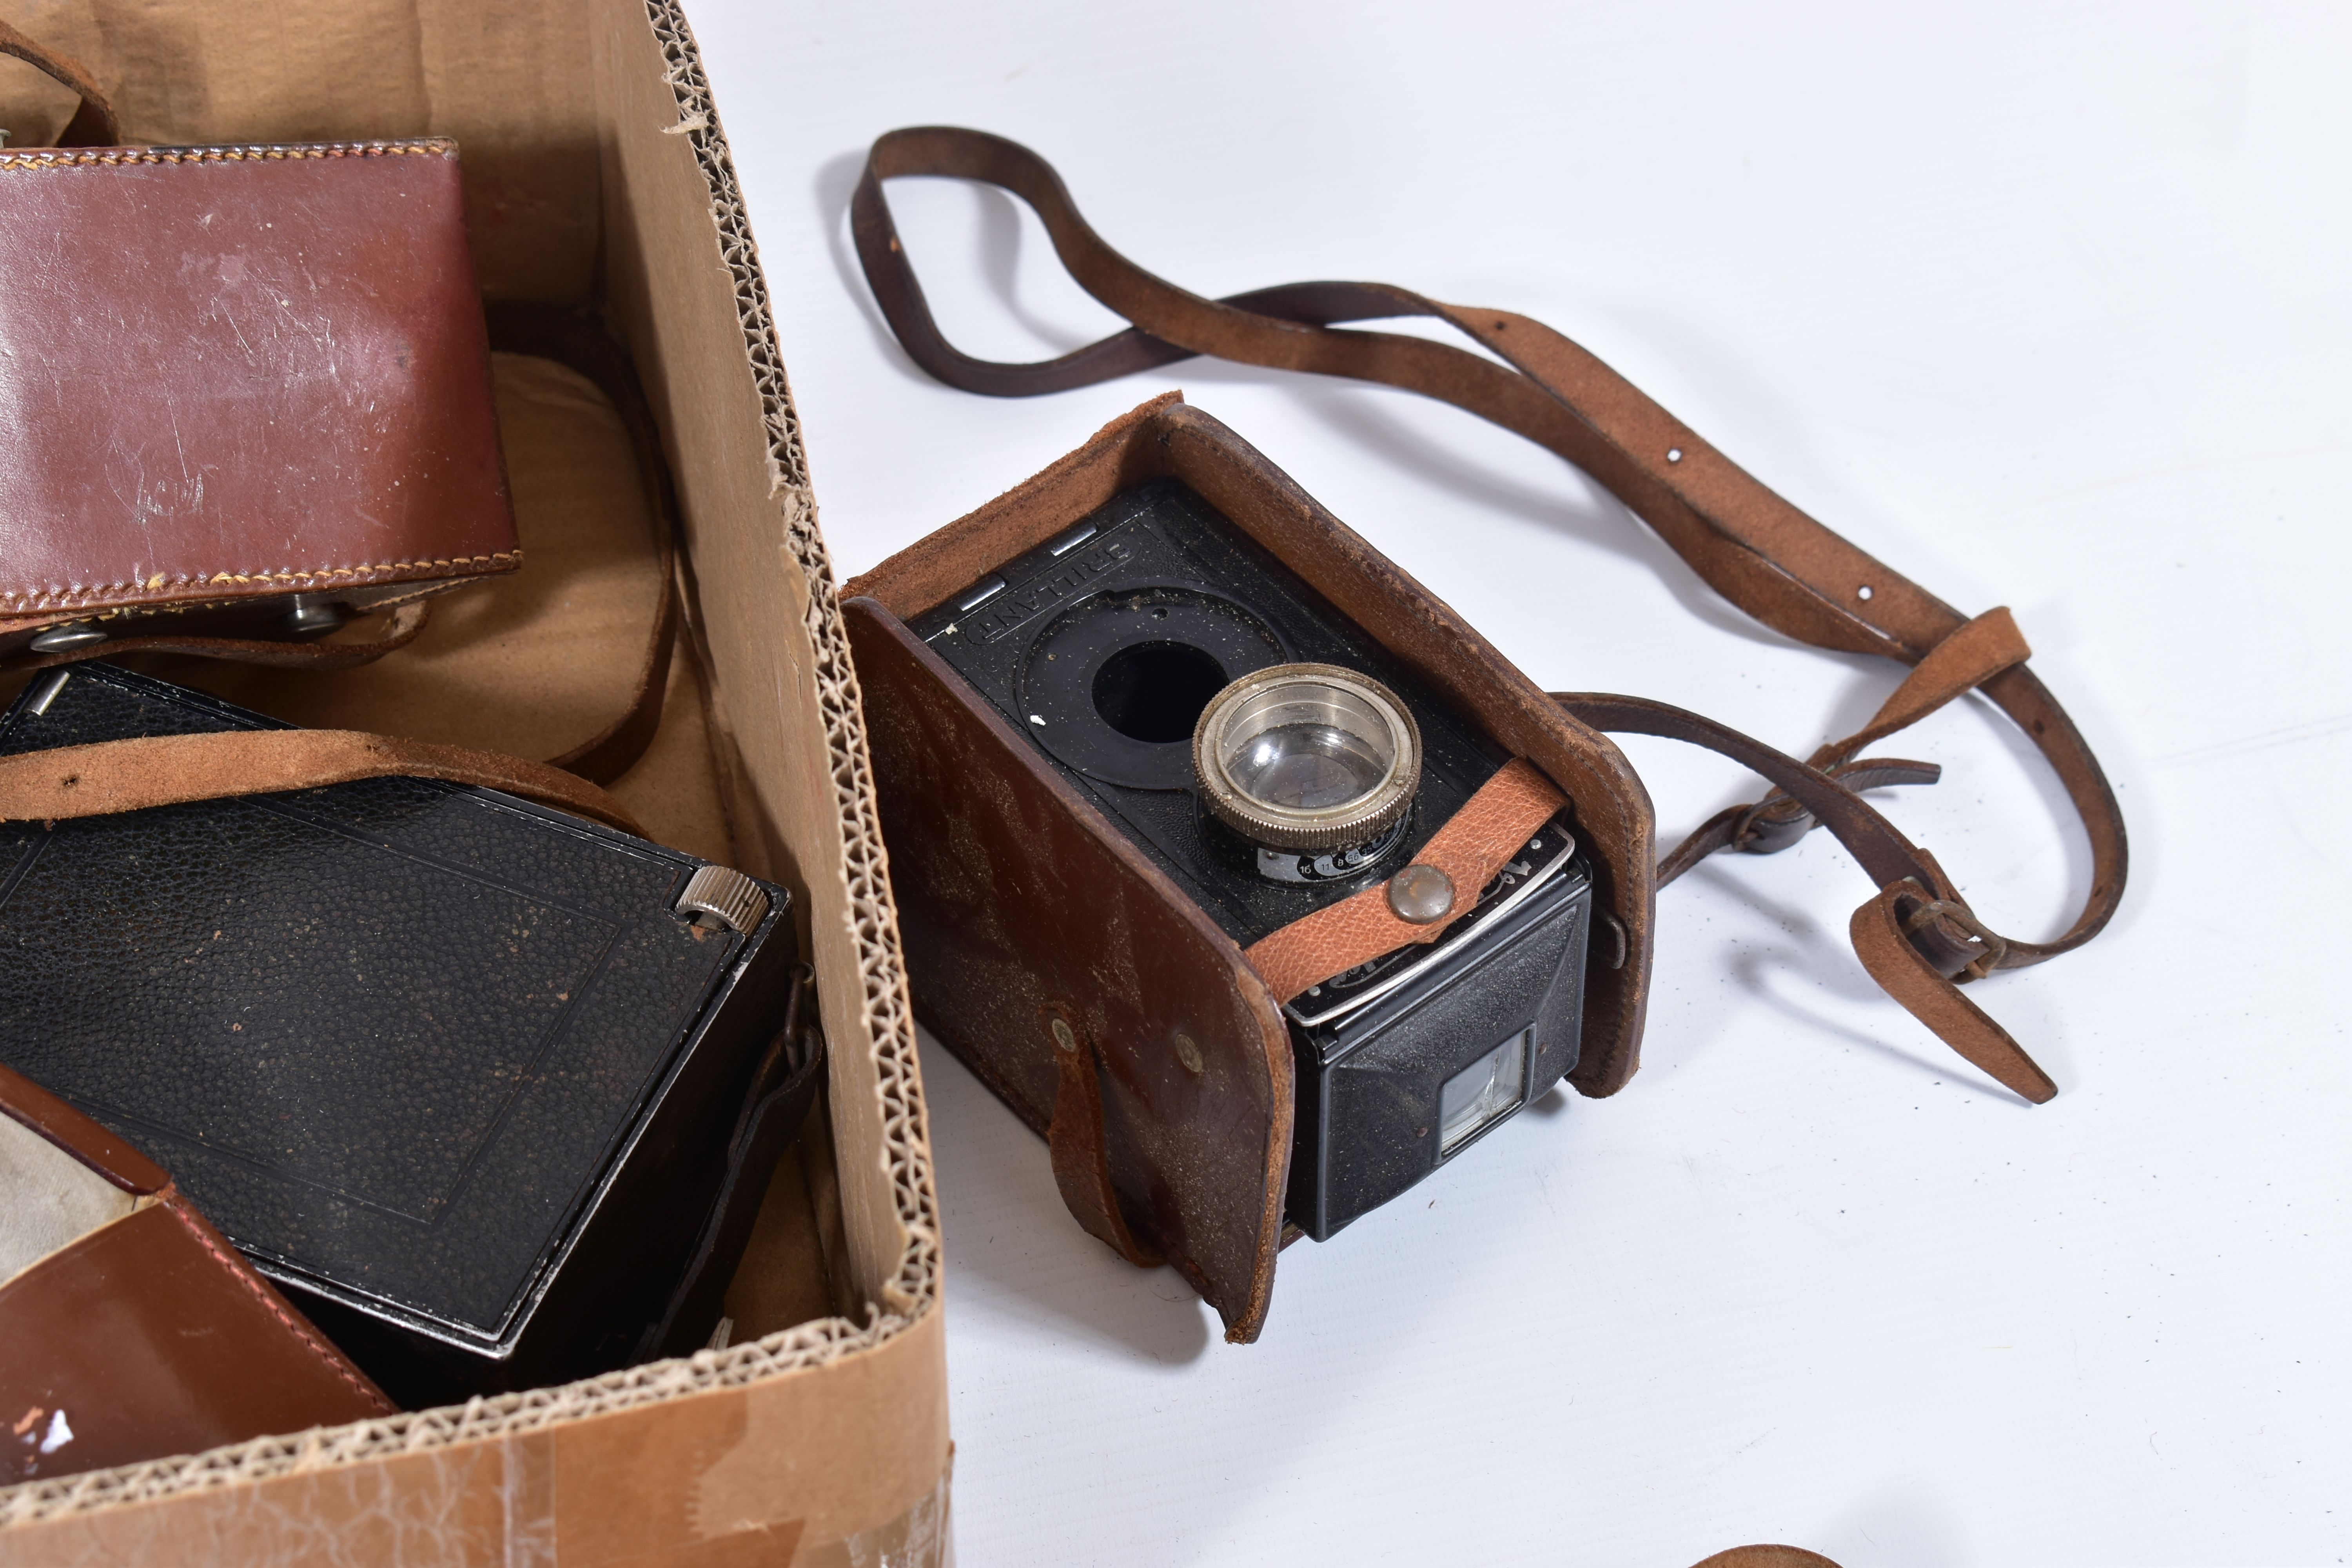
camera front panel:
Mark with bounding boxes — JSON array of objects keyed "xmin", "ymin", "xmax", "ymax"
[{"xmin": 1288, "ymin": 817, "xmax": 1590, "ymax": 1239}]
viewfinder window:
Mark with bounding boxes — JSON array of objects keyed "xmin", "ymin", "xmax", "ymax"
[{"xmin": 1438, "ymin": 1029, "xmax": 1531, "ymax": 1157}]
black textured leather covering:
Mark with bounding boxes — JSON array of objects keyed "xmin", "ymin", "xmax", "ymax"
[{"xmin": 0, "ymin": 664, "xmax": 796, "ymax": 1402}]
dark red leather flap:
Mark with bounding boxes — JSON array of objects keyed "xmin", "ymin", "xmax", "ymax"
[{"xmin": 846, "ymin": 596, "xmax": 1292, "ymax": 1341}]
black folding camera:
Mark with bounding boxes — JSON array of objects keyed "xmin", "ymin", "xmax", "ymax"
[
  {"xmin": 914, "ymin": 476, "xmax": 1592, "ymax": 1240},
  {"xmin": 0, "ymin": 664, "xmax": 809, "ymax": 1406}
]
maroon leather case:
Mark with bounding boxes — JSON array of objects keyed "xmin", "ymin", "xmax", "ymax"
[
  {"xmin": 0, "ymin": 138, "xmax": 517, "ymax": 662},
  {"xmin": 0, "ymin": 1063, "xmax": 393, "ymax": 1483},
  {"xmin": 842, "ymin": 395, "xmax": 1653, "ymax": 1342}
]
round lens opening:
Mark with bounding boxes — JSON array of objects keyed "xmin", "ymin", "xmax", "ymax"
[{"xmin": 1092, "ymin": 641, "xmax": 1229, "ymax": 744}]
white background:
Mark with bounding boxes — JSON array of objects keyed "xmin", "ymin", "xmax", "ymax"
[{"xmin": 684, "ymin": 4, "xmax": 2349, "ymax": 1563}]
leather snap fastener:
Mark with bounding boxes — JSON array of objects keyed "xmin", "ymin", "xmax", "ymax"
[
  {"xmin": 1387, "ymin": 863, "xmax": 1454, "ymax": 924},
  {"xmin": 1050, "ymin": 1017, "xmax": 1078, "ymax": 1054}
]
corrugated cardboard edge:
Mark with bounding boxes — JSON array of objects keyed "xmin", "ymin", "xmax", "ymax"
[{"xmin": 0, "ymin": 0, "xmax": 943, "ymax": 1548}]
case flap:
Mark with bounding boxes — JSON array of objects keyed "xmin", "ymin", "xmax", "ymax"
[{"xmin": 0, "ymin": 140, "xmax": 517, "ymax": 634}]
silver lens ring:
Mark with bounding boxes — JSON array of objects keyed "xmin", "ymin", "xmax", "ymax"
[{"xmin": 1191, "ymin": 663, "xmax": 1422, "ymax": 852}]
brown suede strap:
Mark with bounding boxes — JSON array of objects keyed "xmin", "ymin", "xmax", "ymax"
[
  {"xmin": 1553, "ymin": 693, "xmax": 2052, "ymax": 1103},
  {"xmin": 1656, "ymin": 608, "xmax": 2029, "ymax": 881},
  {"xmin": 852, "ymin": 126, "xmax": 2127, "ymax": 1101},
  {"xmin": 0, "ymin": 19, "xmax": 121, "ymax": 147},
  {"xmin": 1244, "ymin": 759, "xmax": 1565, "ymax": 1005},
  {"xmin": 0, "ymin": 729, "xmax": 644, "ymax": 838}
]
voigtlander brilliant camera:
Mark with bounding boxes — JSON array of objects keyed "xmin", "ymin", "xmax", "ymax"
[
  {"xmin": 910, "ymin": 475, "xmax": 1593, "ymax": 1243},
  {"xmin": 843, "ymin": 397, "xmax": 1653, "ymax": 1341}
]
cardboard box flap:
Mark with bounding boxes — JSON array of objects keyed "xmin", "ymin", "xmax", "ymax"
[{"xmin": 0, "ymin": 0, "xmax": 947, "ymax": 1558}]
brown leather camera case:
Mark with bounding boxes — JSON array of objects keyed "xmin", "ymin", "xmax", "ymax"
[
  {"xmin": 0, "ymin": 1063, "xmax": 392, "ymax": 1483},
  {"xmin": 844, "ymin": 394, "xmax": 1654, "ymax": 1343},
  {"xmin": 0, "ymin": 135, "xmax": 517, "ymax": 668}
]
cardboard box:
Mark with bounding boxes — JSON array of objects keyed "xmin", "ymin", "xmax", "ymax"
[{"xmin": 0, "ymin": 2, "xmax": 949, "ymax": 1562}]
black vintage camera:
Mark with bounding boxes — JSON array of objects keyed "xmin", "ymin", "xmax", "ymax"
[
  {"xmin": 913, "ymin": 476, "xmax": 1592, "ymax": 1240},
  {"xmin": 0, "ymin": 664, "xmax": 811, "ymax": 1406}
]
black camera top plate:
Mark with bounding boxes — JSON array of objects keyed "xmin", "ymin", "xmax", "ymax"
[
  {"xmin": 1020, "ymin": 587, "xmax": 1284, "ymax": 788},
  {"xmin": 914, "ymin": 477, "xmax": 1512, "ymax": 945}
]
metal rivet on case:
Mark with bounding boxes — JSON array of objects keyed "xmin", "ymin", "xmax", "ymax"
[
  {"xmin": 285, "ymin": 593, "xmax": 348, "ymax": 638},
  {"xmin": 1387, "ymin": 864, "xmax": 1455, "ymax": 924},
  {"xmin": 1051, "ymin": 1017, "xmax": 1078, "ymax": 1054},
  {"xmin": 28, "ymin": 622, "xmax": 107, "ymax": 653},
  {"xmin": 1174, "ymin": 1033, "xmax": 1204, "ymax": 1076}
]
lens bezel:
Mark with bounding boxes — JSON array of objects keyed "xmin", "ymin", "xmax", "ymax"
[{"xmin": 1191, "ymin": 663, "xmax": 1422, "ymax": 852}]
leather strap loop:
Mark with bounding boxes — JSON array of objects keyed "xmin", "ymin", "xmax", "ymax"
[
  {"xmin": 0, "ymin": 20, "xmax": 122, "ymax": 147},
  {"xmin": 1556, "ymin": 692, "xmax": 2055, "ymax": 1100},
  {"xmin": 0, "ymin": 729, "xmax": 644, "ymax": 837},
  {"xmin": 1851, "ymin": 885, "xmax": 2055, "ymax": 1103},
  {"xmin": 1660, "ymin": 755, "xmax": 1941, "ymax": 884},
  {"xmin": 1243, "ymin": 759, "xmax": 1566, "ymax": 1005},
  {"xmin": 1660, "ymin": 607, "xmax": 2029, "ymax": 884},
  {"xmin": 1557, "ymin": 694, "xmax": 1960, "ymax": 893},
  {"xmin": 1043, "ymin": 1004, "xmax": 1163, "ymax": 1267}
]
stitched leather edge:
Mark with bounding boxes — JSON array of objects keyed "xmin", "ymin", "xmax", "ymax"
[
  {"xmin": 161, "ymin": 1196, "xmax": 392, "ymax": 1413},
  {"xmin": 2, "ymin": 553, "xmax": 523, "ymax": 614},
  {"xmin": 0, "ymin": 141, "xmax": 454, "ymax": 171}
]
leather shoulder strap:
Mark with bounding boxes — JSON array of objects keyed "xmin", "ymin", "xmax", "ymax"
[
  {"xmin": 0, "ymin": 20, "xmax": 121, "ymax": 147},
  {"xmin": 851, "ymin": 126, "xmax": 2127, "ymax": 1100},
  {"xmin": 0, "ymin": 726, "xmax": 644, "ymax": 837}
]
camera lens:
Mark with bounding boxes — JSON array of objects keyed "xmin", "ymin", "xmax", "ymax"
[
  {"xmin": 1092, "ymin": 641, "xmax": 1230, "ymax": 744},
  {"xmin": 1192, "ymin": 664, "xmax": 1421, "ymax": 852}
]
